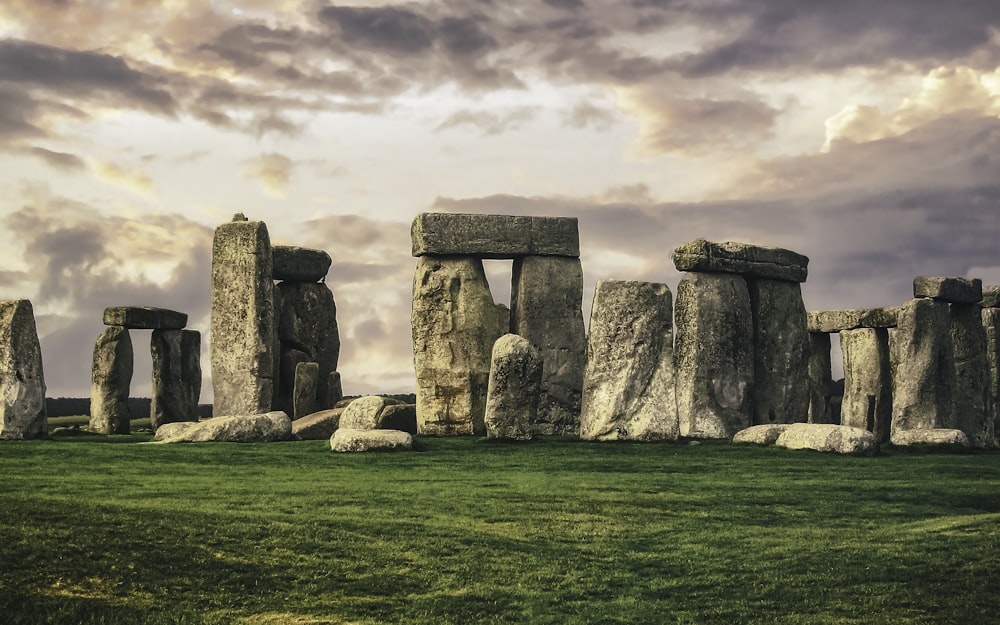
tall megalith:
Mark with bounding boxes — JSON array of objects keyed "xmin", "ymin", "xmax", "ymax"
[
  {"xmin": 840, "ymin": 328, "xmax": 892, "ymax": 442},
  {"xmin": 150, "ymin": 329, "xmax": 201, "ymax": 430},
  {"xmin": 484, "ymin": 334, "xmax": 543, "ymax": 441},
  {"xmin": 891, "ymin": 297, "xmax": 955, "ymax": 434},
  {"xmin": 807, "ymin": 332, "xmax": 837, "ymax": 424},
  {"xmin": 748, "ymin": 279, "xmax": 810, "ymax": 425},
  {"xmin": 951, "ymin": 302, "xmax": 992, "ymax": 447},
  {"xmin": 275, "ymin": 281, "xmax": 340, "ymax": 411},
  {"xmin": 91, "ymin": 325, "xmax": 133, "ymax": 435},
  {"xmin": 0, "ymin": 300, "xmax": 47, "ymax": 439}
]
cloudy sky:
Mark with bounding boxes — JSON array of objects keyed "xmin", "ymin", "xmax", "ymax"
[{"xmin": 1, "ymin": 0, "xmax": 998, "ymax": 400}]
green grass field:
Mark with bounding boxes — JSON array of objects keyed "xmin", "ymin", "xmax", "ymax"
[{"xmin": 1, "ymin": 433, "xmax": 999, "ymax": 624}]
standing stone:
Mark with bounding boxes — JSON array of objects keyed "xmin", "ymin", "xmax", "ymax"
[
  {"xmin": 840, "ymin": 328, "xmax": 892, "ymax": 443},
  {"xmin": 807, "ymin": 332, "xmax": 837, "ymax": 424},
  {"xmin": 485, "ymin": 334, "xmax": 543, "ymax": 441},
  {"xmin": 891, "ymin": 298, "xmax": 955, "ymax": 435},
  {"xmin": 510, "ymin": 255, "xmax": 586, "ymax": 435},
  {"xmin": 412, "ymin": 256, "xmax": 505, "ymax": 435},
  {"xmin": 150, "ymin": 329, "xmax": 201, "ymax": 430},
  {"xmin": 0, "ymin": 300, "xmax": 47, "ymax": 439},
  {"xmin": 985, "ymin": 308, "xmax": 1000, "ymax": 447},
  {"xmin": 90, "ymin": 325, "xmax": 133, "ymax": 435},
  {"xmin": 580, "ymin": 280, "xmax": 678, "ymax": 441},
  {"xmin": 328, "ymin": 371, "xmax": 344, "ymax": 407},
  {"xmin": 748, "ymin": 279, "xmax": 810, "ymax": 425},
  {"xmin": 951, "ymin": 303, "xmax": 992, "ymax": 447},
  {"xmin": 293, "ymin": 361, "xmax": 319, "ymax": 420},
  {"xmin": 674, "ymin": 272, "xmax": 754, "ymax": 438},
  {"xmin": 211, "ymin": 218, "xmax": 274, "ymax": 417},
  {"xmin": 275, "ymin": 281, "xmax": 340, "ymax": 411}
]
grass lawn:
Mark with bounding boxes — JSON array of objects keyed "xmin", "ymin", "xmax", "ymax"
[{"xmin": 1, "ymin": 433, "xmax": 999, "ymax": 624}]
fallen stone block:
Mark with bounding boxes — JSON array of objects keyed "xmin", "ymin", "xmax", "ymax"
[
  {"xmin": 807, "ymin": 308, "xmax": 898, "ymax": 333},
  {"xmin": 0, "ymin": 299, "xmax": 47, "ymax": 439},
  {"xmin": 379, "ymin": 404, "xmax": 417, "ymax": 435},
  {"xmin": 774, "ymin": 423, "xmax": 879, "ymax": 455},
  {"xmin": 913, "ymin": 276, "xmax": 982, "ymax": 304},
  {"xmin": 672, "ymin": 238, "xmax": 809, "ymax": 283},
  {"xmin": 732, "ymin": 424, "xmax": 793, "ymax": 446},
  {"xmin": 153, "ymin": 411, "xmax": 292, "ymax": 443},
  {"xmin": 103, "ymin": 306, "xmax": 187, "ymax": 330},
  {"xmin": 330, "ymin": 428, "xmax": 413, "ymax": 452},
  {"xmin": 292, "ymin": 407, "xmax": 344, "ymax": 440},
  {"xmin": 272, "ymin": 245, "xmax": 333, "ymax": 282},
  {"xmin": 339, "ymin": 395, "xmax": 406, "ymax": 431},
  {"xmin": 890, "ymin": 428, "xmax": 970, "ymax": 448},
  {"xmin": 411, "ymin": 212, "xmax": 580, "ymax": 258}
]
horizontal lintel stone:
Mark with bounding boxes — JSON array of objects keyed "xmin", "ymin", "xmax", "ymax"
[
  {"xmin": 913, "ymin": 276, "xmax": 982, "ymax": 304},
  {"xmin": 807, "ymin": 307, "xmax": 899, "ymax": 333},
  {"xmin": 672, "ymin": 238, "xmax": 808, "ymax": 282},
  {"xmin": 272, "ymin": 245, "xmax": 332, "ymax": 282},
  {"xmin": 411, "ymin": 212, "xmax": 579, "ymax": 258},
  {"xmin": 103, "ymin": 306, "xmax": 187, "ymax": 330},
  {"xmin": 981, "ymin": 285, "xmax": 1000, "ymax": 309}
]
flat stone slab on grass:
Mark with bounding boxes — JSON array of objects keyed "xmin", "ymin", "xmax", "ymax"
[
  {"xmin": 913, "ymin": 277, "xmax": 982, "ymax": 304},
  {"xmin": 411, "ymin": 212, "xmax": 580, "ymax": 258},
  {"xmin": 890, "ymin": 429, "xmax": 970, "ymax": 448},
  {"xmin": 774, "ymin": 424, "xmax": 879, "ymax": 455},
  {"xmin": 103, "ymin": 306, "xmax": 187, "ymax": 330},
  {"xmin": 672, "ymin": 238, "xmax": 809, "ymax": 283},
  {"xmin": 330, "ymin": 428, "xmax": 413, "ymax": 452},
  {"xmin": 272, "ymin": 245, "xmax": 332, "ymax": 283},
  {"xmin": 153, "ymin": 411, "xmax": 291, "ymax": 443},
  {"xmin": 807, "ymin": 308, "xmax": 898, "ymax": 333},
  {"xmin": 292, "ymin": 408, "xmax": 344, "ymax": 440},
  {"xmin": 732, "ymin": 424, "xmax": 793, "ymax": 446}
]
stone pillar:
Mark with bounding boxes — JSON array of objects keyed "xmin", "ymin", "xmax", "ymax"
[
  {"xmin": 674, "ymin": 272, "xmax": 754, "ymax": 438},
  {"xmin": 293, "ymin": 361, "xmax": 319, "ymax": 419},
  {"xmin": 951, "ymin": 303, "xmax": 992, "ymax": 447},
  {"xmin": 0, "ymin": 300, "xmax": 47, "ymax": 439},
  {"xmin": 748, "ymin": 279, "xmax": 810, "ymax": 424},
  {"xmin": 412, "ymin": 256, "xmax": 505, "ymax": 436},
  {"xmin": 91, "ymin": 325, "xmax": 133, "ymax": 435},
  {"xmin": 807, "ymin": 332, "xmax": 836, "ymax": 424},
  {"xmin": 891, "ymin": 297, "xmax": 955, "ymax": 435},
  {"xmin": 984, "ymin": 306, "xmax": 1000, "ymax": 447},
  {"xmin": 580, "ymin": 280, "xmax": 677, "ymax": 441},
  {"xmin": 485, "ymin": 334, "xmax": 542, "ymax": 441},
  {"xmin": 510, "ymin": 255, "xmax": 586, "ymax": 435},
  {"xmin": 210, "ymin": 216, "xmax": 275, "ymax": 417},
  {"xmin": 328, "ymin": 371, "xmax": 344, "ymax": 407},
  {"xmin": 840, "ymin": 328, "xmax": 891, "ymax": 443},
  {"xmin": 275, "ymin": 281, "xmax": 340, "ymax": 412},
  {"xmin": 150, "ymin": 329, "xmax": 201, "ymax": 430}
]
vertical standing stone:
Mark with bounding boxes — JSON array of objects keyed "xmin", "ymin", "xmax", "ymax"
[
  {"xmin": 951, "ymin": 303, "xmax": 992, "ymax": 447},
  {"xmin": 485, "ymin": 334, "xmax": 543, "ymax": 441},
  {"xmin": 984, "ymin": 308, "xmax": 1000, "ymax": 447},
  {"xmin": 807, "ymin": 332, "xmax": 837, "ymax": 424},
  {"xmin": 328, "ymin": 371, "xmax": 344, "ymax": 407},
  {"xmin": 510, "ymin": 255, "xmax": 586, "ymax": 435},
  {"xmin": 412, "ymin": 256, "xmax": 505, "ymax": 435},
  {"xmin": 840, "ymin": 328, "xmax": 892, "ymax": 443},
  {"xmin": 0, "ymin": 300, "xmax": 47, "ymax": 439},
  {"xmin": 275, "ymin": 281, "xmax": 340, "ymax": 412},
  {"xmin": 748, "ymin": 279, "xmax": 810, "ymax": 425},
  {"xmin": 580, "ymin": 280, "xmax": 678, "ymax": 441},
  {"xmin": 150, "ymin": 329, "xmax": 201, "ymax": 430},
  {"xmin": 674, "ymin": 272, "xmax": 754, "ymax": 438},
  {"xmin": 293, "ymin": 361, "xmax": 319, "ymax": 419},
  {"xmin": 211, "ymin": 218, "xmax": 274, "ymax": 417},
  {"xmin": 90, "ymin": 325, "xmax": 133, "ymax": 435},
  {"xmin": 891, "ymin": 298, "xmax": 955, "ymax": 435}
]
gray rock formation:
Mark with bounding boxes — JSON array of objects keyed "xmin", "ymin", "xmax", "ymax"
[
  {"xmin": 807, "ymin": 332, "xmax": 837, "ymax": 424},
  {"xmin": 950, "ymin": 303, "xmax": 992, "ymax": 447},
  {"xmin": 412, "ymin": 256, "xmax": 505, "ymax": 436},
  {"xmin": 981, "ymin": 286, "xmax": 1000, "ymax": 308},
  {"xmin": 0, "ymin": 300, "xmax": 47, "ymax": 439},
  {"xmin": 379, "ymin": 404, "xmax": 417, "ymax": 435},
  {"xmin": 891, "ymin": 298, "xmax": 956, "ymax": 435},
  {"xmin": 291, "ymin": 407, "xmax": 343, "ymax": 440},
  {"xmin": 674, "ymin": 272, "xmax": 754, "ymax": 438},
  {"xmin": 775, "ymin": 423, "xmax": 879, "ymax": 455},
  {"xmin": 327, "ymin": 371, "xmax": 344, "ymax": 407},
  {"xmin": 732, "ymin": 424, "xmax": 793, "ymax": 446},
  {"xmin": 149, "ymin": 329, "xmax": 201, "ymax": 430},
  {"xmin": 484, "ymin": 334, "xmax": 543, "ymax": 441},
  {"xmin": 411, "ymin": 213, "xmax": 580, "ymax": 258},
  {"xmin": 103, "ymin": 306, "xmax": 187, "ymax": 330},
  {"xmin": 890, "ymin": 428, "xmax": 970, "ymax": 448},
  {"xmin": 154, "ymin": 411, "xmax": 291, "ymax": 443},
  {"xmin": 749, "ymin": 279, "xmax": 810, "ymax": 425},
  {"xmin": 510, "ymin": 255, "xmax": 586, "ymax": 434},
  {"xmin": 579, "ymin": 280, "xmax": 678, "ymax": 441},
  {"xmin": 293, "ymin": 361, "xmax": 319, "ymax": 420},
  {"xmin": 90, "ymin": 325, "xmax": 133, "ymax": 435},
  {"xmin": 211, "ymin": 218, "xmax": 275, "ymax": 416},
  {"xmin": 914, "ymin": 276, "xmax": 983, "ymax": 304},
  {"xmin": 807, "ymin": 308, "xmax": 898, "ymax": 333},
  {"xmin": 339, "ymin": 395, "xmax": 406, "ymax": 431},
  {"xmin": 840, "ymin": 328, "xmax": 892, "ymax": 443},
  {"xmin": 672, "ymin": 238, "xmax": 809, "ymax": 282},
  {"xmin": 985, "ymin": 308, "xmax": 1000, "ymax": 446},
  {"xmin": 275, "ymin": 281, "xmax": 340, "ymax": 412},
  {"xmin": 272, "ymin": 245, "xmax": 332, "ymax": 282},
  {"xmin": 330, "ymin": 428, "xmax": 412, "ymax": 452}
]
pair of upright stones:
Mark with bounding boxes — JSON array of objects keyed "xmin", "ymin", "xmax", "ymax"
[
  {"xmin": 411, "ymin": 212, "xmax": 585, "ymax": 436},
  {"xmin": 211, "ymin": 214, "xmax": 340, "ymax": 420}
]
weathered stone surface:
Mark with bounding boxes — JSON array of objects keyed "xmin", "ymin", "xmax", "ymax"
[
  {"xmin": 484, "ymin": 334, "xmax": 543, "ymax": 441},
  {"xmin": 272, "ymin": 245, "xmax": 332, "ymax": 282},
  {"xmin": 211, "ymin": 219, "xmax": 275, "ymax": 417},
  {"xmin": 379, "ymin": 404, "xmax": 417, "ymax": 435},
  {"xmin": 985, "ymin": 308, "xmax": 1000, "ymax": 447},
  {"xmin": 339, "ymin": 395, "xmax": 405, "ymax": 431},
  {"xmin": 807, "ymin": 333, "xmax": 837, "ymax": 424},
  {"xmin": 330, "ymin": 428, "xmax": 413, "ymax": 452},
  {"xmin": 412, "ymin": 256, "xmax": 506, "ymax": 436},
  {"xmin": 275, "ymin": 281, "xmax": 340, "ymax": 412},
  {"xmin": 90, "ymin": 325, "xmax": 133, "ymax": 435},
  {"xmin": 807, "ymin": 308, "xmax": 898, "ymax": 333},
  {"xmin": 510, "ymin": 255, "xmax": 586, "ymax": 435},
  {"xmin": 982, "ymin": 286, "xmax": 1000, "ymax": 309},
  {"xmin": 103, "ymin": 306, "xmax": 187, "ymax": 330},
  {"xmin": 579, "ymin": 280, "xmax": 678, "ymax": 441},
  {"xmin": 154, "ymin": 411, "xmax": 292, "ymax": 443},
  {"xmin": 951, "ymin": 303, "xmax": 992, "ymax": 447},
  {"xmin": 891, "ymin": 298, "xmax": 955, "ymax": 435},
  {"xmin": 291, "ymin": 407, "xmax": 344, "ymax": 440},
  {"xmin": 775, "ymin": 423, "xmax": 879, "ymax": 455},
  {"xmin": 0, "ymin": 300, "xmax": 47, "ymax": 439},
  {"xmin": 411, "ymin": 212, "xmax": 580, "ymax": 258},
  {"xmin": 890, "ymin": 428, "xmax": 970, "ymax": 448},
  {"xmin": 327, "ymin": 371, "xmax": 344, "ymax": 407},
  {"xmin": 840, "ymin": 328, "xmax": 892, "ymax": 443},
  {"xmin": 293, "ymin": 361, "xmax": 319, "ymax": 420},
  {"xmin": 672, "ymin": 238, "xmax": 809, "ymax": 283},
  {"xmin": 914, "ymin": 276, "xmax": 983, "ymax": 304},
  {"xmin": 674, "ymin": 272, "xmax": 754, "ymax": 439},
  {"xmin": 749, "ymin": 279, "xmax": 810, "ymax": 425},
  {"xmin": 150, "ymin": 329, "xmax": 201, "ymax": 430},
  {"xmin": 732, "ymin": 424, "xmax": 793, "ymax": 446}
]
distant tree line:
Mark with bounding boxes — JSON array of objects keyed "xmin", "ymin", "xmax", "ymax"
[{"xmin": 46, "ymin": 398, "xmax": 213, "ymax": 419}]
